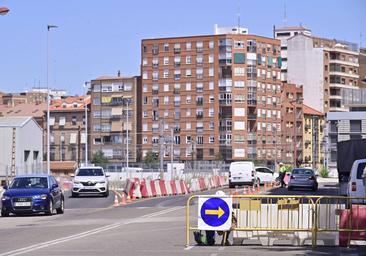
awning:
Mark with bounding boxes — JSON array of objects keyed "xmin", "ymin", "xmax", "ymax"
[
  {"xmin": 112, "ymin": 94, "xmax": 123, "ymax": 98},
  {"xmin": 111, "ymin": 108, "xmax": 123, "ymax": 115},
  {"xmin": 69, "ymin": 133, "xmax": 77, "ymax": 144},
  {"xmin": 123, "ymin": 122, "xmax": 132, "ymax": 131},
  {"xmin": 111, "ymin": 121, "xmax": 122, "ymax": 132},
  {"xmin": 102, "ymin": 97, "xmax": 111, "ymax": 103}
]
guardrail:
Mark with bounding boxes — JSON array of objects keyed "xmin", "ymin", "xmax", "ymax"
[{"xmin": 186, "ymin": 195, "xmax": 366, "ymax": 247}]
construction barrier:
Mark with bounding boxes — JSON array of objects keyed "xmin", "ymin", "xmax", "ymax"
[
  {"xmin": 155, "ymin": 180, "xmax": 162, "ymax": 196},
  {"xmin": 186, "ymin": 195, "xmax": 366, "ymax": 247},
  {"xmin": 180, "ymin": 180, "xmax": 189, "ymax": 194},
  {"xmin": 140, "ymin": 180, "xmax": 149, "ymax": 198},
  {"xmin": 175, "ymin": 180, "xmax": 182, "ymax": 195},
  {"xmin": 150, "ymin": 180, "xmax": 157, "ymax": 197},
  {"xmin": 170, "ymin": 180, "xmax": 178, "ymax": 195}
]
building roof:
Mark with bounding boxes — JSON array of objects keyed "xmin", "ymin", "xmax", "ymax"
[
  {"xmin": 0, "ymin": 116, "xmax": 33, "ymax": 127},
  {"xmin": 0, "ymin": 103, "xmax": 46, "ymax": 118},
  {"xmin": 50, "ymin": 161, "xmax": 78, "ymax": 172},
  {"xmin": 303, "ymin": 105, "xmax": 324, "ymax": 116},
  {"xmin": 93, "ymin": 75, "xmax": 137, "ymax": 81},
  {"xmin": 50, "ymin": 96, "xmax": 90, "ymax": 111},
  {"xmin": 275, "ymin": 26, "xmax": 310, "ymax": 32}
]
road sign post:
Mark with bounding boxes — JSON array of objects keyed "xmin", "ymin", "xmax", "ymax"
[{"xmin": 198, "ymin": 196, "xmax": 232, "ymax": 231}]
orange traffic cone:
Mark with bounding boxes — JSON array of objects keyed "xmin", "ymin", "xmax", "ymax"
[
  {"xmin": 113, "ymin": 194, "xmax": 119, "ymax": 207},
  {"xmin": 126, "ymin": 194, "xmax": 132, "ymax": 203},
  {"xmin": 120, "ymin": 193, "xmax": 126, "ymax": 205}
]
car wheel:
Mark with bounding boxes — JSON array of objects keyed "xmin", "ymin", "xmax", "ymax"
[
  {"xmin": 56, "ymin": 197, "xmax": 64, "ymax": 214},
  {"xmin": 46, "ymin": 199, "xmax": 53, "ymax": 215},
  {"xmin": 72, "ymin": 192, "xmax": 78, "ymax": 198},
  {"xmin": 105, "ymin": 190, "xmax": 109, "ymax": 197}
]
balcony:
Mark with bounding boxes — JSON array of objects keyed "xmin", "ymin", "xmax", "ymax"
[
  {"xmin": 196, "ymin": 113, "xmax": 203, "ymax": 119},
  {"xmin": 329, "ymin": 71, "xmax": 359, "ymax": 79},
  {"xmin": 329, "ymin": 58, "xmax": 359, "ymax": 67},
  {"xmin": 219, "ymin": 79, "xmax": 232, "ymax": 87},
  {"xmin": 174, "ymin": 128, "xmax": 180, "ymax": 133},
  {"xmin": 247, "ymin": 133, "xmax": 256, "ymax": 141},
  {"xmin": 248, "ymin": 114, "xmax": 257, "ymax": 120},
  {"xmin": 247, "ymin": 100, "xmax": 257, "ymax": 106},
  {"xmin": 196, "ymin": 127, "xmax": 204, "ymax": 133},
  {"xmin": 219, "ymin": 99, "xmax": 232, "ymax": 105},
  {"xmin": 174, "ymin": 48, "xmax": 181, "ymax": 54},
  {"xmin": 196, "ymin": 100, "xmax": 203, "ymax": 106}
]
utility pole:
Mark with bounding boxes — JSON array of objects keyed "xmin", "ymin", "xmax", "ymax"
[
  {"xmin": 159, "ymin": 119, "xmax": 164, "ymax": 179},
  {"xmin": 170, "ymin": 128, "xmax": 174, "ymax": 178},
  {"xmin": 126, "ymin": 99, "xmax": 129, "ymax": 178},
  {"xmin": 84, "ymin": 82, "xmax": 89, "ymax": 165},
  {"xmin": 77, "ymin": 125, "xmax": 81, "ymax": 167},
  {"xmin": 273, "ymin": 125, "xmax": 277, "ymax": 171}
]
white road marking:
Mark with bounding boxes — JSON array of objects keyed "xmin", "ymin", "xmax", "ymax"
[
  {"xmin": 0, "ymin": 206, "xmax": 185, "ymax": 256},
  {"xmin": 210, "ymin": 254, "xmax": 218, "ymax": 256}
]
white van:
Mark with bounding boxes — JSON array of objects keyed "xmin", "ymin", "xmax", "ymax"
[
  {"xmin": 229, "ymin": 161, "xmax": 257, "ymax": 188},
  {"xmin": 347, "ymin": 159, "xmax": 366, "ymax": 202}
]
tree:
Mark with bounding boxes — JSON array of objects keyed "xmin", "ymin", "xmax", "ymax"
[
  {"xmin": 91, "ymin": 150, "xmax": 108, "ymax": 165},
  {"xmin": 144, "ymin": 151, "xmax": 158, "ymax": 168}
]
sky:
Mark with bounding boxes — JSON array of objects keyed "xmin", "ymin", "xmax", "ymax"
[{"xmin": 0, "ymin": 0, "xmax": 365, "ymax": 95}]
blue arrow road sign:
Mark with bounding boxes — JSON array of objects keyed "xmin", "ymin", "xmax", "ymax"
[{"xmin": 200, "ymin": 198, "xmax": 230, "ymax": 227}]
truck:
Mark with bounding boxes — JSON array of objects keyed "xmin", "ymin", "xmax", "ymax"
[{"xmin": 337, "ymin": 139, "xmax": 366, "ymax": 196}]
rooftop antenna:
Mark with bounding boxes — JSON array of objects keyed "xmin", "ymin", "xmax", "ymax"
[
  {"xmin": 237, "ymin": 0, "xmax": 241, "ymax": 33},
  {"xmin": 283, "ymin": 0, "xmax": 287, "ymax": 27}
]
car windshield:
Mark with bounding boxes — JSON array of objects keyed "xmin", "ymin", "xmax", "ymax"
[
  {"xmin": 292, "ymin": 169, "xmax": 314, "ymax": 175},
  {"xmin": 76, "ymin": 168, "xmax": 104, "ymax": 176},
  {"xmin": 10, "ymin": 177, "xmax": 48, "ymax": 189}
]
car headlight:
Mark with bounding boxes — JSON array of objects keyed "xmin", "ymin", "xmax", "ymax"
[
  {"xmin": 32, "ymin": 194, "xmax": 48, "ymax": 200},
  {"xmin": 1, "ymin": 196, "xmax": 10, "ymax": 201},
  {"xmin": 73, "ymin": 181, "xmax": 81, "ymax": 185},
  {"xmin": 97, "ymin": 181, "xmax": 106, "ymax": 184}
]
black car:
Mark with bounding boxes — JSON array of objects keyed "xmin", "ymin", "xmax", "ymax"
[
  {"xmin": 1, "ymin": 175, "xmax": 64, "ymax": 217},
  {"xmin": 287, "ymin": 168, "xmax": 318, "ymax": 191}
]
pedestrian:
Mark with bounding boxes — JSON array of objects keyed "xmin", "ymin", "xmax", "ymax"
[{"xmin": 279, "ymin": 162, "xmax": 286, "ymax": 188}]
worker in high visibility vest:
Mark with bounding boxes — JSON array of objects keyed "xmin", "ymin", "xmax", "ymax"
[{"xmin": 279, "ymin": 163, "xmax": 286, "ymax": 188}]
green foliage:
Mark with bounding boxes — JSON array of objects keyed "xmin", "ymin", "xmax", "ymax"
[
  {"xmin": 144, "ymin": 151, "xmax": 158, "ymax": 167},
  {"xmin": 91, "ymin": 150, "xmax": 108, "ymax": 165},
  {"xmin": 319, "ymin": 166, "xmax": 329, "ymax": 178}
]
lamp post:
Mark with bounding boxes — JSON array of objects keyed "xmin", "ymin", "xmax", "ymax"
[
  {"xmin": 84, "ymin": 82, "xmax": 90, "ymax": 166},
  {"xmin": 0, "ymin": 7, "xmax": 9, "ymax": 15},
  {"xmin": 46, "ymin": 25, "xmax": 58, "ymax": 174}
]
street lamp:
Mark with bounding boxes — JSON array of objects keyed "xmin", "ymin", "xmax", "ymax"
[
  {"xmin": 84, "ymin": 82, "xmax": 90, "ymax": 166},
  {"xmin": 0, "ymin": 7, "xmax": 9, "ymax": 15},
  {"xmin": 46, "ymin": 25, "xmax": 58, "ymax": 174}
]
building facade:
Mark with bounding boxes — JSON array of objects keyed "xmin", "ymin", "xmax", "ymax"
[
  {"xmin": 141, "ymin": 33, "xmax": 284, "ymax": 165},
  {"xmin": 274, "ymin": 26, "xmax": 312, "ymax": 82},
  {"xmin": 287, "ymin": 34, "xmax": 359, "ymax": 113},
  {"xmin": 281, "ymin": 83, "xmax": 304, "ymax": 166},
  {"xmin": 302, "ymin": 105, "xmax": 324, "ymax": 170},
  {"xmin": 89, "ymin": 76, "xmax": 141, "ymax": 172},
  {"xmin": 49, "ymin": 96, "xmax": 90, "ymax": 165},
  {"xmin": 0, "ymin": 116, "xmax": 44, "ymax": 181}
]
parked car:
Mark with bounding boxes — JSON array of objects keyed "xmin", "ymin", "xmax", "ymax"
[
  {"xmin": 71, "ymin": 166, "xmax": 110, "ymax": 197},
  {"xmin": 347, "ymin": 159, "xmax": 366, "ymax": 203},
  {"xmin": 287, "ymin": 168, "xmax": 318, "ymax": 191},
  {"xmin": 1, "ymin": 175, "xmax": 64, "ymax": 217},
  {"xmin": 255, "ymin": 166, "xmax": 279, "ymax": 185},
  {"xmin": 229, "ymin": 161, "xmax": 257, "ymax": 188}
]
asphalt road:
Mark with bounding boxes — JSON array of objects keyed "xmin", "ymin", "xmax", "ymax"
[{"xmin": 0, "ymin": 184, "xmax": 365, "ymax": 256}]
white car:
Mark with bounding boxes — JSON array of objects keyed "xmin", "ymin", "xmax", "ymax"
[
  {"xmin": 71, "ymin": 166, "xmax": 110, "ymax": 197},
  {"xmin": 347, "ymin": 159, "xmax": 366, "ymax": 203},
  {"xmin": 229, "ymin": 161, "xmax": 257, "ymax": 188},
  {"xmin": 255, "ymin": 166, "xmax": 279, "ymax": 185}
]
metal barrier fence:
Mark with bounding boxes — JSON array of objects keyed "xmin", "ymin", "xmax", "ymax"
[{"xmin": 186, "ymin": 195, "xmax": 366, "ymax": 247}]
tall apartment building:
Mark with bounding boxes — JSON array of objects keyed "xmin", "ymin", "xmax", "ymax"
[
  {"xmin": 89, "ymin": 76, "xmax": 141, "ymax": 172},
  {"xmin": 274, "ymin": 26, "xmax": 312, "ymax": 82},
  {"xmin": 141, "ymin": 31, "xmax": 283, "ymax": 164},
  {"xmin": 302, "ymin": 105, "xmax": 324, "ymax": 170},
  {"xmin": 281, "ymin": 83, "xmax": 303, "ymax": 166},
  {"xmin": 287, "ymin": 34, "xmax": 359, "ymax": 113},
  {"xmin": 1, "ymin": 91, "xmax": 47, "ymax": 107},
  {"xmin": 49, "ymin": 96, "xmax": 90, "ymax": 166}
]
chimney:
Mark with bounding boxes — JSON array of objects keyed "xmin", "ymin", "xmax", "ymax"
[{"xmin": 117, "ymin": 70, "xmax": 121, "ymax": 77}]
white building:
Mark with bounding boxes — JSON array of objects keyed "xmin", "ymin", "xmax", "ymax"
[
  {"xmin": 287, "ymin": 34, "xmax": 359, "ymax": 113},
  {"xmin": 214, "ymin": 24, "xmax": 248, "ymax": 35},
  {"xmin": 0, "ymin": 117, "xmax": 44, "ymax": 180},
  {"xmin": 275, "ymin": 26, "xmax": 312, "ymax": 82}
]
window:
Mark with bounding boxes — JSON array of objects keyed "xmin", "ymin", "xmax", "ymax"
[
  {"xmin": 186, "ymin": 95, "xmax": 192, "ymax": 103},
  {"xmin": 209, "ymin": 68, "xmax": 214, "ymax": 77},
  {"xmin": 152, "ymin": 44, "xmax": 159, "ymax": 55},
  {"xmin": 209, "ymin": 41, "xmax": 214, "ymax": 49},
  {"xmin": 196, "ymin": 68, "xmax": 203, "ymax": 79},
  {"xmin": 197, "ymin": 136, "xmax": 204, "ymax": 144},
  {"xmin": 174, "ymin": 70, "xmax": 181, "ymax": 80},
  {"xmin": 209, "ymin": 136, "xmax": 215, "ymax": 143},
  {"xmin": 164, "ymin": 110, "xmax": 169, "ymax": 117},
  {"xmin": 234, "ymin": 108, "xmax": 245, "ymax": 116},
  {"xmin": 209, "ymin": 121, "xmax": 214, "ymax": 130},
  {"xmin": 186, "ymin": 109, "xmax": 191, "ymax": 117},
  {"xmin": 164, "ymin": 57, "xmax": 169, "ymax": 65},
  {"xmin": 143, "ymin": 96, "xmax": 148, "ymax": 104},
  {"xmin": 164, "ymin": 84, "xmax": 169, "ymax": 92},
  {"xmin": 143, "ymin": 111, "xmax": 148, "ymax": 118},
  {"xmin": 234, "ymin": 81, "xmax": 245, "ymax": 88},
  {"xmin": 142, "ymin": 71, "xmax": 148, "ymax": 80},
  {"xmin": 59, "ymin": 117, "xmax": 66, "ymax": 126},
  {"xmin": 186, "ymin": 69, "xmax": 192, "ymax": 77},
  {"xmin": 143, "ymin": 137, "xmax": 148, "ymax": 144},
  {"xmin": 186, "ymin": 56, "xmax": 192, "ymax": 64},
  {"xmin": 234, "ymin": 121, "xmax": 245, "ymax": 130},
  {"xmin": 142, "ymin": 58, "xmax": 148, "ymax": 66},
  {"xmin": 143, "ymin": 84, "xmax": 148, "ymax": 92},
  {"xmin": 196, "ymin": 41, "xmax": 203, "ymax": 52},
  {"xmin": 152, "ymin": 71, "xmax": 159, "ymax": 80},
  {"xmin": 186, "ymin": 123, "xmax": 191, "ymax": 130},
  {"xmin": 234, "ymin": 67, "xmax": 245, "ymax": 76},
  {"xmin": 163, "ymin": 69, "xmax": 169, "ymax": 78},
  {"xmin": 209, "ymin": 81, "xmax": 214, "ymax": 90},
  {"xmin": 234, "ymin": 53, "xmax": 245, "ymax": 64},
  {"xmin": 71, "ymin": 116, "xmax": 77, "ymax": 125},
  {"xmin": 186, "ymin": 83, "xmax": 191, "ymax": 91},
  {"xmin": 186, "ymin": 42, "xmax": 192, "ymax": 51},
  {"xmin": 209, "ymin": 54, "xmax": 214, "ymax": 63},
  {"xmin": 196, "ymin": 55, "xmax": 203, "ymax": 64},
  {"xmin": 164, "ymin": 96, "xmax": 169, "ymax": 105},
  {"xmin": 196, "ymin": 83, "xmax": 203, "ymax": 92},
  {"xmin": 209, "ymin": 95, "xmax": 214, "ymax": 103},
  {"xmin": 209, "ymin": 108, "xmax": 214, "ymax": 117},
  {"xmin": 164, "ymin": 43, "xmax": 169, "ymax": 52},
  {"xmin": 174, "ymin": 56, "xmax": 181, "ymax": 67},
  {"xmin": 234, "ymin": 40, "xmax": 244, "ymax": 49},
  {"xmin": 152, "ymin": 58, "xmax": 159, "ymax": 68}
]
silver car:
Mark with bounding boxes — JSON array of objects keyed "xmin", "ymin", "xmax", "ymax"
[{"xmin": 288, "ymin": 168, "xmax": 318, "ymax": 191}]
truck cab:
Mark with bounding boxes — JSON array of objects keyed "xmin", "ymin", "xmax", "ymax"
[{"xmin": 347, "ymin": 159, "xmax": 366, "ymax": 200}]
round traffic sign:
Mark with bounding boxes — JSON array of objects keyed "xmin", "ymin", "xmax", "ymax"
[{"xmin": 200, "ymin": 197, "xmax": 230, "ymax": 227}]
